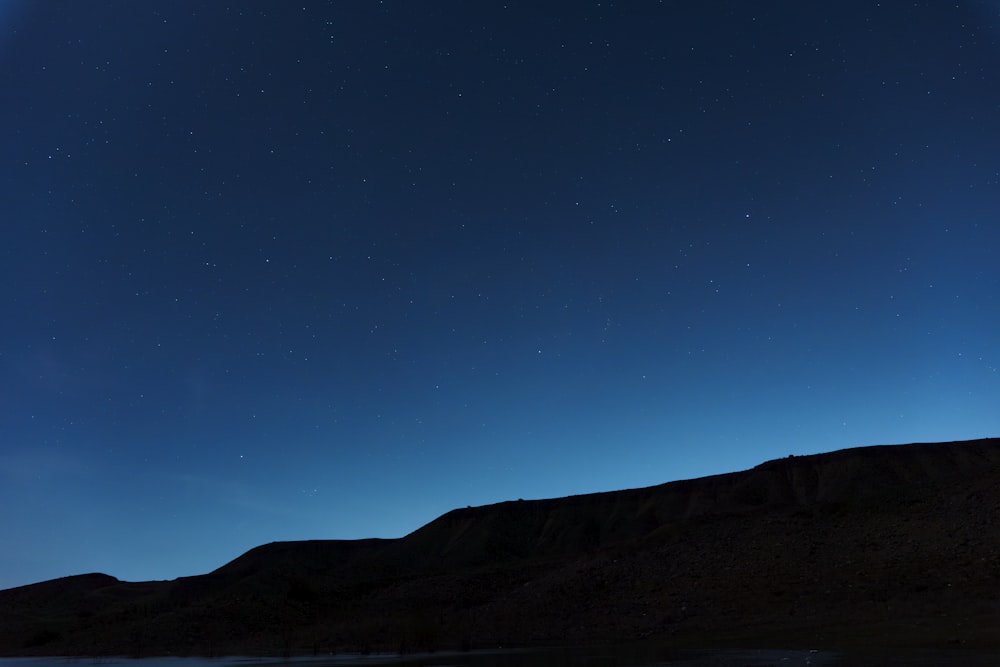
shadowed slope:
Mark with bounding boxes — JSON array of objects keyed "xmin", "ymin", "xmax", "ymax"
[
  {"xmin": 402, "ymin": 437, "xmax": 1000, "ymax": 567},
  {"xmin": 1, "ymin": 438, "xmax": 998, "ymax": 656}
]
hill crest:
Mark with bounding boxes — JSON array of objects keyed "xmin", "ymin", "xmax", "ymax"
[{"xmin": 2, "ymin": 437, "xmax": 998, "ymax": 656}]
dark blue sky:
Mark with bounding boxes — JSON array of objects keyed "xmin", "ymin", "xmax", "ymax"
[{"xmin": 2, "ymin": 1, "xmax": 998, "ymax": 590}]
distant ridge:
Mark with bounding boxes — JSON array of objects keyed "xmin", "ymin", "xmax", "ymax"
[{"xmin": 2, "ymin": 438, "xmax": 998, "ymax": 656}]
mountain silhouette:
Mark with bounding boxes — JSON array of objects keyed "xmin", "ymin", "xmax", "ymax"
[{"xmin": 2, "ymin": 438, "xmax": 998, "ymax": 657}]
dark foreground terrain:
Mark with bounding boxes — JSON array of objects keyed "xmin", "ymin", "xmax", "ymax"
[{"xmin": 2, "ymin": 438, "xmax": 999, "ymax": 657}]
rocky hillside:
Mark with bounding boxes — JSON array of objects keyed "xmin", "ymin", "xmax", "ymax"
[{"xmin": 2, "ymin": 438, "xmax": 998, "ymax": 656}]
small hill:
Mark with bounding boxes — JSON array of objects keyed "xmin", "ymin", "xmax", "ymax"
[{"xmin": 2, "ymin": 438, "xmax": 998, "ymax": 656}]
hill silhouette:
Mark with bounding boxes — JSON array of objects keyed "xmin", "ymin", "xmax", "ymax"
[{"xmin": 2, "ymin": 438, "xmax": 999, "ymax": 656}]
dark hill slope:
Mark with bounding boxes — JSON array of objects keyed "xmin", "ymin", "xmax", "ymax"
[
  {"xmin": 2, "ymin": 438, "xmax": 998, "ymax": 656},
  {"xmin": 402, "ymin": 437, "xmax": 1000, "ymax": 567}
]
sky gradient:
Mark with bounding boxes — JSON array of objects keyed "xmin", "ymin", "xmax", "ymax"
[{"xmin": 2, "ymin": 1, "xmax": 999, "ymax": 590}]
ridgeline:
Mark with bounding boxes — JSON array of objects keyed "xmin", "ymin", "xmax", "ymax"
[{"xmin": 2, "ymin": 438, "xmax": 999, "ymax": 656}]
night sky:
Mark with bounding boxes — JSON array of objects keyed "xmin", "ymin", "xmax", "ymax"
[{"xmin": 2, "ymin": 1, "xmax": 999, "ymax": 590}]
